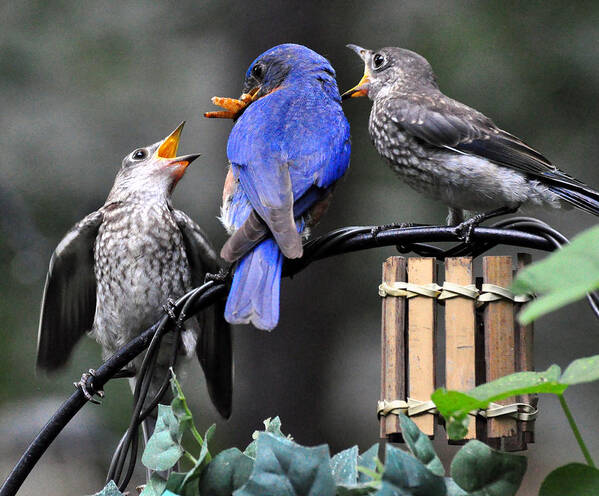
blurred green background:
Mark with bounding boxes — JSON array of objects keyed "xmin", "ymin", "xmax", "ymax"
[{"xmin": 1, "ymin": 1, "xmax": 599, "ymax": 494}]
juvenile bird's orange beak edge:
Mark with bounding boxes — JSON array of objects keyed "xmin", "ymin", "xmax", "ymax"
[
  {"xmin": 342, "ymin": 70, "xmax": 371, "ymax": 100},
  {"xmin": 157, "ymin": 122, "xmax": 185, "ymax": 158}
]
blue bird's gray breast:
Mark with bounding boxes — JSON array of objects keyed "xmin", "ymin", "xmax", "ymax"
[{"xmin": 92, "ymin": 202, "xmax": 192, "ymax": 357}]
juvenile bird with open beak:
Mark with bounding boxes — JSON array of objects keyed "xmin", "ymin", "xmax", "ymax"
[
  {"xmin": 37, "ymin": 123, "xmax": 233, "ymax": 432},
  {"xmin": 343, "ymin": 45, "xmax": 599, "ymax": 229}
]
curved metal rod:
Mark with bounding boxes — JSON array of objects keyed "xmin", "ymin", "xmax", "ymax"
[
  {"xmin": 0, "ymin": 221, "xmax": 575, "ymax": 496},
  {"xmin": 0, "ymin": 282, "xmax": 226, "ymax": 496}
]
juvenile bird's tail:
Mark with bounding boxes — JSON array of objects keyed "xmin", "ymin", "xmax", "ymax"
[
  {"xmin": 225, "ymin": 238, "xmax": 283, "ymax": 330},
  {"xmin": 549, "ymin": 184, "xmax": 599, "ymax": 216}
]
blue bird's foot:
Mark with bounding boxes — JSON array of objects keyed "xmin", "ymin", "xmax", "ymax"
[
  {"xmin": 74, "ymin": 369, "xmax": 104, "ymax": 404},
  {"xmin": 204, "ymin": 267, "xmax": 231, "ymax": 284}
]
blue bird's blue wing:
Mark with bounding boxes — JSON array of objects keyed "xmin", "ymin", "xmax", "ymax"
[{"xmin": 227, "ymin": 88, "xmax": 350, "ymax": 255}]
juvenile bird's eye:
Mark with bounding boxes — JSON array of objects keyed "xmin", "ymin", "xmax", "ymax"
[
  {"xmin": 132, "ymin": 149, "xmax": 147, "ymax": 160},
  {"xmin": 373, "ymin": 53, "xmax": 386, "ymax": 70},
  {"xmin": 251, "ymin": 63, "xmax": 264, "ymax": 79}
]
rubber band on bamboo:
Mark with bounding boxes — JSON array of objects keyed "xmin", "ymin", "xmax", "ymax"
[
  {"xmin": 379, "ymin": 281, "xmax": 532, "ymax": 305},
  {"xmin": 378, "ymin": 282, "xmax": 442, "ymax": 299},
  {"xmin": 478, "ymin": 283, "xmax": 533, "ymax": 304},
  {"xmin": 377, "ymin": 398, "xmax": 438, "ymax": 418},
  {"xmin": 377, "ymin": 399, "xmax": 537, "ymax": 422}
]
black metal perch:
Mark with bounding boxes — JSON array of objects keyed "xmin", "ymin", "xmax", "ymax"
[{"xmin": 1, "ymin": 218, "xmax": 595, "ymax": 495}]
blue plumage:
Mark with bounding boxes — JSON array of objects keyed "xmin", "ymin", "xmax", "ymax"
[{"xmin": 220, "ymin": 44, "xmax": 351, "ymax": 330}]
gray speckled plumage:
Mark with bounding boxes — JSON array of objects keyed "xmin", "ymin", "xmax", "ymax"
[
  {"xmin": 37, "ymin": 124, "xmax": 232, "ymax": 420},
  {"xmin": 93, "ymin": 198, "xmax": 191, "ymax": 358},
  {"xmin": 344, "ymin": 45, "xmax": 599, "ymax": 224}
]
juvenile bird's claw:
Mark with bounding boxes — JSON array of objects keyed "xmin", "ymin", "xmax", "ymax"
[
  {"xmin": 163, "ymin": 298, "xmax": 178, "ymax": 321},
  {"xmin": 454, "ymin": 216, "xmax": 482, "ymax": 243},
  {"xmin": 164, "ymin": 297, "xmax": 186, "ymax": 331},
  {"xmin": 371, "ymin": 222, "xmax": 414, "ymax": 238},
  {"xmin": 454, "ymin": 206, "xmax": 519, "ymax": 242},
  {"xmin": 74, "ymin": 369, "xmax": 104, "ymax": 404}
]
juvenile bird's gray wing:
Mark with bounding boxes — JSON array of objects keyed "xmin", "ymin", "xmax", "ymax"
[
  {"xmin": 385, "ymin": 94, "xmax": 599, "ymax": 200},
  {"xmin": 37, "ymin": 210, "xmax": 103, "ymax": 371},
  {"xmin": 173, "ymin": 209, "xmax": 233, "ymax": 418}
]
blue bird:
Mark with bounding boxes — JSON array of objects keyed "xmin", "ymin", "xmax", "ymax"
[{"xmin": 213, "ymin": 44, "xmax": 351, "ymax": 330}]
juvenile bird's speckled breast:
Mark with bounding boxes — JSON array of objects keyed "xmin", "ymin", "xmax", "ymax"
[
  {"xmin": 369, "ymin": 98, "xmax": 561, "ymax": 213},
  {"xmin": 369, "ymin": 98, "xmax": 442, "ymax": 195},
  {"xmin": 92, "ymin": 200, "xmax": 192, "ymax": 356}
]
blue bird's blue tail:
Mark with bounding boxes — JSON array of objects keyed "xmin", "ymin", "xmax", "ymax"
[{"xmin": 225, "ymin": 238, "xmax": 283, "ymax": 330}]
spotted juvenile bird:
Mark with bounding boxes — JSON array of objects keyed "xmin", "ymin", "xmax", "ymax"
[
  {"xmin": 343, "ymin": 45, "xmax": 599, "ymax": 226},
  {"xmin": 37, "ymin": 123, "xmax": 232, "ymax": 424},
  {"xmin": 207, "ymin": 44, "xmax": 351, "ymax": 330}
]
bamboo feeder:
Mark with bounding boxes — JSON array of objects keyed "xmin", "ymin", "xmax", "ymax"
[
  {"xmin": 380, "ymin": 257, "xmax": 406, "ymax": 441},
  {"xmin": 515, "ymin": 253, "xmax": 536, "ymax": 445},
  {"xmin": 483, "ymin": 256, "xmax": 517, "ymax": 443},
  {"xmin": 379, "ymin": 254, "xmax": 536, "ymax": 451},
  {"xmin": 407, "ymin": 258, "xmax": 437, "ymax": 436},
  {"xmin": 445, "ymin": 258, "xmax": 477, "ymax": 441}
]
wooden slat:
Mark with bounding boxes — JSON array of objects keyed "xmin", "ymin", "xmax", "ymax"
[
  {"xmin": 515, "ymin": 253, "xmax": 536, "ymax": 444},
  {"xmin": 445, "ymin": 257, "xmax": 477, "ymax": 439},
  {"xmin": 483, "ymin": 256, "xmax": 517, "ymax": 439},
  {"xmin": 381, "ymin": 257, "xmax": 407, "ymax": 440},
  {"xmin": 407, "ymin": 258, "xmax": 436, "ymax": 436}
]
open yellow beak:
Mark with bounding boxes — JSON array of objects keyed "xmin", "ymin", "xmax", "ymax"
[
  {"xmin": 157, "ymin": 122, "xmax": 184, "ymax": 158},
  {"xmin": 341, "ymin": 69, "xmax": 371, "ymax": 100},
  {"xmin": 155, "ymin": 122, "xmax": 200, "ymax": 181}
]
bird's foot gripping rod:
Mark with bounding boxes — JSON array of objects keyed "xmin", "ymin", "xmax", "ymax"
[
  {"xmin": 73, "ymin": 369, "xmax": 105, "ymax": 405},
  {"xmin": 454, "ymin": 206, "xmax": 519, "ymax": 243}
]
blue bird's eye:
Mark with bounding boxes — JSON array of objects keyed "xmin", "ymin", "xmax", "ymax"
[{"xmin": 251, "ymin": 63, "xmax": 264, "ymax": 79}]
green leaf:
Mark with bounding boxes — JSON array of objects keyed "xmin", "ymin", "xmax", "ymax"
[
  {"xmin": 333, "ymin": 445, "xmax": 381, "ymax": 495},
  {"xmin": 444, "ymin": 478, "xmax": 468, "ymax": 496},
  {"xmin": 450, "ymin": 440, "xmax": 526, "ymax": 496},
  {"xmin": 244, "ymin": 416, "xmax": 288, "ymax": 459},
  {"xmin": 180, "ymin": 424, "xmax": 216, "ymax": 488},
  {"xmin": 539, "ymin": 463, "xmax": 599, "ymax": 496},
  {"xmin": 88, "ymin": 480, "xmax": 124, "ymax": 496},
  {"xmin": 235, "ymin": 432, "xmax": 336, "ymax": 496},
  {"xmin": 139, "ymin": 474, "xmax": 167, "ymax": 496},
  {"xmin": 432, "ymin": 365, "xmax": 565, "ymax": 439},
  {"xmin": 142, "ymin": 404, "xmax": 185, "ymax": 471},
  {"xmin": 399, "ymin": 414, "xmax": 444, "ymax": 476},
  {"xmin": 332, "ymin": 446, "xmax": 380, "ymax": 495},
  {"xmin": 512, "ymin": 225, "xmax": 599, "ymax": 323},
  {"xmin": 337, "ymin": 484, "xmax": 378, "ymax": 495},
  {"xmin": 357, "ymin": 444, "xmax": 379, "ymax": 483},
  {"xmin": 199, "ymin": 447, "xmax": 254, "ymax": 496},
  {"xmin": 561, "ymin": 355, "xmax": 599, "ymax": 385},
  {"xmin": 165, "ymin": 472, "xmax": 198, "ymax": 496},
  {"xmin": 331, "ymin": 446, "xmax": 359, "ymax": 485},
  {"xmin": 376, "ymin": 443, "xmax": 446, "ymax": 495},
  {"xmin": 170, "ymin": 370, "xmax": 194, "ymax": 437}
]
